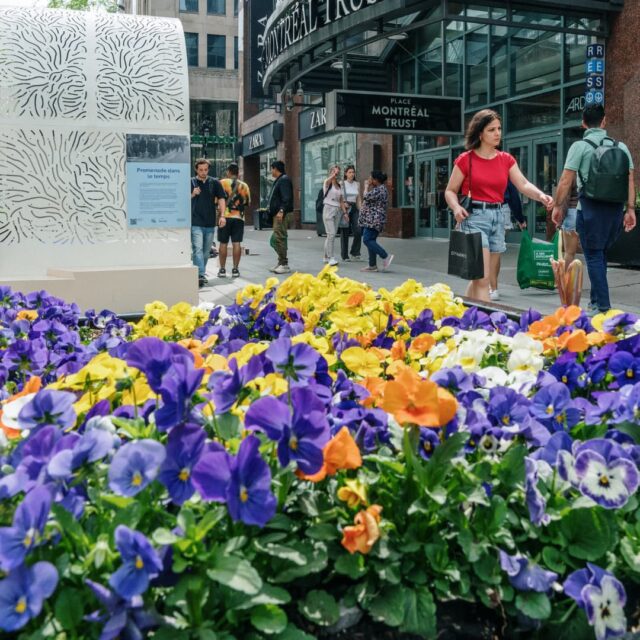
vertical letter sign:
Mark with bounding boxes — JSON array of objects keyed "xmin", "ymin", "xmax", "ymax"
[{"xmin": 585, "ymin": 44, "xmax": 605, "ymax": 106}]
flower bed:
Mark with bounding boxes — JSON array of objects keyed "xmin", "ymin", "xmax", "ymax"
[{"xmin": 1, "ymin": 271, "xmax": 639, "ymax": 639}]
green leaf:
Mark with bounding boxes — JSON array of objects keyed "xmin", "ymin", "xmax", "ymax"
[
  {"xmin": 99, "ymin": 494, "xmax": 133, "ymax": 509},
  {"xmin": 497, "ymin": 444, "xmax": 527, "ymax": 486},
  {"xmin": 306, "ymin": 523, "xmax": 338, "ymax": 541},
  {"xmin": 515, "ymin": 592, "xmax": 551, "ymax": 620},
  {"xmin": 367, "ymin": 585, "xmax": 406, "ymax": 627},
  {"xmin": 335, "ymin": 552, "xmax": 367, "ymax": 578},
  {"xmin": 400, "ymin": 586, "xmax": 436, "ymax": 638},
  {"xmin": 251, "ymin": 604, "xmax": 288, "ymax": 634},
  {"xmin": 273, "ymin": 542, "xmax": 328, "ymax": 582},
  {"xmin": 217, "ymin": 412, "xmax": 242, "ymax": 440},
  {"xmin": 207, "ymin": 555, "xmax": 263, "ymax": 595},
  {"xmin": 254, "ymin": 540, "xmax": 306, "ymax": 565},
  {"xmin": 542, "ymin": 546, "xmax": 567, "ymax": 573},
  {"xmin": 273, "ymin": 624, "xmax": 316, "ymax": 640},
  {"xmin": 152, "ymin": 528, "xmax": 180, "ymax": 545},
  {"xmin": 54, "ymin": 589, "xmax": 84, "ymax": 630},
  {"xmin": 297, "ymin": 590, "xmax": 339, "ymax": 626},
  {"xmin": 560, "ymin": 508, "xmax": 614, "ymax": 561},
  {"xmin": 51, "ymin": 504, "xmax": 89, "ymax": 547},
  {"xmin": 423, "ymin": 432, "xmax": 468, "ymax": 490},
  {"xmin": 231, "ymin": 583, "xmax": 291, "ymax": 610},
  {"xmin": 195, "ymin": 506, "xmax": 227, "ymax": 541}
]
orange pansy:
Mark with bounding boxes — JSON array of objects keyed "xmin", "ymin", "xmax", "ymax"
[
  {"xmin": 0, "ymin": 376, "xmax": 42, "ymax": 439},
  {"xmin": 390, "ymin": 339, "xmax": 407, "ymax": 361},
  {"xmin": 298, "ymin": 426, "xmax": 362, "ymax": 482},
  {"xmin": 345, "ymin": 290, "xmax": 366, "ymax": 307},
  {"xmin": 341, "ymin": 505, "xmax": 383, "ymax": 554},
  {"xmin": 409, "ymin": 333, "xmax": 436, "ymax": 354}
]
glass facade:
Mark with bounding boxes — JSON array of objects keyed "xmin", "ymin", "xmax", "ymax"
[
  {"xmin": 395, "ymin": 1, "xmax": 605, "ymax": 238},
  {"xmin": 259, "ymin": 150, "xmax": 279, "ymax": 209},
  {"xmin": 207, "ymin": 0, "xmax": 225, "ymax": 14},
  {"xmin": 190, "ymin": 100, "xmax": 237, "ymax": 178},
  {"xmin": 185, "ymin": 32, "xmax": 198, "ymax": 67},
  {"xmin": 301, "ymin": 133, "xmax": 357, "ymax": 224},
  {"xmin": 180, "ymin": 0, "xmax": 198, "ymax": 12}
]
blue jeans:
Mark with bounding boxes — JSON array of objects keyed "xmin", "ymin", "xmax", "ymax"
[
  {"xmin": 191, "ymin": 225, "xmax": 215, "ymax": 278},
  {"xmin": 576, "ymin": 197, "xmax": 624, "ymax": 312},
  {"xmin": 362, "ymin": 227, "xmax": 388, "ymax": 267}
]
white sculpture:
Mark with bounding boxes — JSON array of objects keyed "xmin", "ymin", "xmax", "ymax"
[{"xmin": 0, "ymin": 8, "xmax": 196, "ymax": 312}]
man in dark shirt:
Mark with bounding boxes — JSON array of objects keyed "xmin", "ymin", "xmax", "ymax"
[
  {"xmin": 191, "ymin": 158, "xmax": 226, "ymax": 287},
  {"xmin": 267, "ymin": 160, "xmax": 294, "ymax": 274}
]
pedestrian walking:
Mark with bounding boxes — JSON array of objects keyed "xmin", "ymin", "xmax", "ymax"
[
  {"xmin": 489, "ymin": 179, "xmax": 526, "ymax": 301},
  {"xmin": 190, "ymin": 158, "xmax": 226, "ymax": 288},
  {"xmin": 340, "ymin": 165, "xmax": 362, "ymax": 261},
  {"xmin": 558, "ymin": 184, "xmax": 580, "ymax": 267},
  {"xmin": 551, "ymin": 104, "xmax": 636, "ymax": 314},
  {"xmin": 359, "ymin": 171, "xmax": 394, "ymax": 273},
  {"xmin": 445, "ymin": 109, "xmax": 553, "ymax": 303},
  {"xmin": 217, "ymin": 162, "xmax": 251, "ymax": 279},
  {"xmin": 322, "ymin": 165, "xmax": 344, "ymax": 267},
  {"xmin": 267, "ymin": 160, "xmax": 294, "ymax": 274}
]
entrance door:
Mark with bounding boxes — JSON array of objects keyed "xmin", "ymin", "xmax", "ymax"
[
  {"xmin": 505, "ymin": 136, "xmax": 559, "ymax": 239},
  {"xmin": 416, "ymin": 153, "xmax": 451, "ymax": 238}
]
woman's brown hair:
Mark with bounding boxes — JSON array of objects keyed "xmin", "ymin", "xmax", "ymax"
[{"xmin": 464, "ymin": 109, "xmax": 501, "ymax": 150}]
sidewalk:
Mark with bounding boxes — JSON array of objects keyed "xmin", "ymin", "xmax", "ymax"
[{"xmin": 199, "ymin": 229, "xmax": 640, "ymax": 317}]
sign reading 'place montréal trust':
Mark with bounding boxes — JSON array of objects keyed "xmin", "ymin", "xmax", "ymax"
[{"xmin": 325, "ymin": 91, "xmax": 464, "ymax": 136}]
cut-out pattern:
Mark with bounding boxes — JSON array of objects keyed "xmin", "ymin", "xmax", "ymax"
[
  {"xmin": 95, "ymin": 15, "xmax": 187, "ymax": 123},
  {"xmin": 0, "ymin": 9, "xmax": 88, "ymax": 120},
  {"xmin": 0, "ymin": 129, "xmax": 126, "ymax": 244}
]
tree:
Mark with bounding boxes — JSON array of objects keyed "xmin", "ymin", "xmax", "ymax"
[{"xmin": 47, "ymin": 0, "xmax": 120, "ymax": 12}]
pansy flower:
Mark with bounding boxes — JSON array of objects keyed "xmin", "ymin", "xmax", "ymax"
[
  {"xmin": 608, "ymin": 351, "xmax": 640, "ymax": 387},
  {"xmin": 17, "ymin": 389, "xmax": 76, "ymax": 431},
  {"xmin": 108, "ymin": 440, "xmax": 166, "ymax": 497},
  {"xmin": 529, "ymin": 382, "xmax": 580, "ymax": 431},
  {"xmin": 0, "ymin": 562, "xmax": 58, "ymax": 632},
  {"xmin": 524, "ymin": 457, "xmax": 550, "ymax": 526},
  {"xmin": 498, "ymin": 550, "xmax": 558, "ymax": 592},
  {"xmin": 564, "ymin": 564, "xmax": 627, "ymax": 640}
]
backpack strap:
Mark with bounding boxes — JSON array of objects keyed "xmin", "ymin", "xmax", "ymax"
[{"xmin": 578, "ymin": 138, "xmax": 599, "ymax": 187}]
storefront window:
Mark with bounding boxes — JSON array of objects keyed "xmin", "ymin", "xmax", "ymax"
[
  {"xmin": 510, "ymin": 28, "xmax": 561, "ymax": 95},
  {"xmin": 465, "ymin": 24, "xmax": 488, "ymax": 107},
  {"xmin": 400, "ymin": 60, "xmax": 415, "ymax": 93},
  {"xmin": 259, "ymin": 151, "xmax": 278, "ymax": 209},
  {"xmin": 512, "ymin": 8, "xmax": 562, "ymax": 27},
  {"xmin": 398, "ymin": 155, "xmax": 416, "ymax": 207},
  {"xmin": 490, "ymin": 25, "xmax": 508, "ymax": 101},
  {"xmin": 563, "ymin": 83, "xmax": 586, "ymax": 124},
  {"xmin": 418, "ymin": 48, "xmax": 442, "ymax": 96},
  {"xmin": 507, "ymin": 91, "xmax": 560, "ymax": 133},
  {"xmin": 189, "ymin": 100, "xmax": 238, "ymax": 175},
  {"xmin": 301, "ymin": 133, "xmax": 356, "ymax": 224},
  {"xmin": 565, "ymin": 32, "xmax": 597, "ymax": 82}
]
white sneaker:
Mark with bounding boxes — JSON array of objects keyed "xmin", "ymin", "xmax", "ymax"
[
  {"xmin": 489, "ymin": 289, "xmax": 501, "ymax": 301},
  {"xmin": 269, "ymin": 264, "xmax": 280, "ymax": 272},
  {"xmin": 273, "ymin": 264, "xmax": 291, "ymax": 274},
  {"xmin": 382, "ymin": 254, "xmax": 394, "ymax": 271},
  {"xmin": 328, "ymin": 257, "xmax": 338, "ymax": 266},
  {"xmin": 351, "ymin": 255, "xmax": 362, "ymax": 261}
]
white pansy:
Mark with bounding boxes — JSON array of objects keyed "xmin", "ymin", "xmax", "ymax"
[
  {"xmin": 1, "ymin": 393, "xmax": 37, "ymax": 431},
  {"xmin": 585, "ymin": 576, "xmax": 627, "ymax": 640},
  {"xmin": 507, "ymin": 348, "xmax": 544, "ymax": 373},
  {"xmin": 505, "ymin": 370, "xmax": 539, "ymax": 394},
  {"xmin": 477, "ymin": 366, "xmax": 508, "ymax": 388}
]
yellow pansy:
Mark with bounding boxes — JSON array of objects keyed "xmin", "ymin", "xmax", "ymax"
[
  {"xmin": 245, "ymin": 373, "xmax": 288, "ymax": 397},
  {"xmin": 337, "ymin": 479, "xmax": 368, "ymax": 508},
  {"xmin": 341, "ymin": 347, "xmax": 383, "ymax": 378},
  {"xmin": 232, "ymin": 342, "xmax": 269, "ymax": 367},
  {"xmin": 590, "ymin": 309, "xmax": 624, "ymax": 333}
]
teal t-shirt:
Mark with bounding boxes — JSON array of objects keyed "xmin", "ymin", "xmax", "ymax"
[{"xmin": 564, "ymin": 128, "xmax": 634, "ymax": 208}]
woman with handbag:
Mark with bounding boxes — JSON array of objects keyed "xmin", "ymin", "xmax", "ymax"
[
  {"xmin": 322, "ymin": 165, "xmax": 345, "ymax": 267},
  {"xmin": 445, "ymin": 109, "xmax": 554, "ymax": 302},
  {"xmin": 339, "ymin": 165, "xmax": 362, "ymax": 261},
  {"xmin": 359, "ymin": 171, "xmax": 394, "ymax": 273}
]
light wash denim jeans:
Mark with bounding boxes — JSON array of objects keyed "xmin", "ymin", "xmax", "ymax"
[{"xmin": 191, "ymin": 225, "xmax": 215, "ymax": 277}]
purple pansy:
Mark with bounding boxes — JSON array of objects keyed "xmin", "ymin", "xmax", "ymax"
[
  {"xmin": 564, "ymin": 564, "xmax": 627, "ymax": 640},
  {"xmin": 529, "ymin": 382, "xmax": 580, "ymax": 431},
  {"xmin": 109, "ymin": 526, "xmax": 163, "ymax": 599},
  {"xmin": 17, "ymin": 389, "xmax": 76, "ymax": 431},
  {"xmin": 108, "ymin": 440, "xmax": 166, "ymax": 497},
  {"xmin": 265, "ymin": 337, "xmax": 319, "ymax": 384},
  {"xmin": 608, "ymin": 352, "xmax": 640, "ymax": 387},
  {"xmin": 0, "ymin": 486, "xmax": 52, "ymax": 571},
  {"xmin": 498, "ymin": 550, "xmax": 558, "ymax": 592},
  {"xmin": 85, "ymin": 579, "xmax": 159, "ymax": 640},
  {"xmin": 244, "ymin": 387, "xmax": 330, "ymax": 474},
  {"xmin": 524, "ymin": 457, "xmax": 550, "ymax": 526},
  {"xmin": 207, "ymin": 356, "xmax": 263, "ymax": 414},
  {"xmin": 192, "ymin": 435, "xmax": 277, "ymax": 528},
  {"xmin": 47, "ymin": 427, "xmax": 115, "ymax": 480},
  {"xmin": 154, "ymin": 359, "xmax": 204, "ymax": 432},
  {"xmin": 157, "ymin": 424, "xmax": 205, "ymax": 505},
  {"xmin": 0, "ymin": 562, "xmax": 58, "ymax": 632}
]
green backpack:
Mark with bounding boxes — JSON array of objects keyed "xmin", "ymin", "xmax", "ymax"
[{"xmin": 579, "ymin": 137, "xmax": 630, "ymax": 204}]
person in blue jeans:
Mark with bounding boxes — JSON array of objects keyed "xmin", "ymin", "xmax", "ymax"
[
  {"xmin": 551, "ymin": 104, "xmax": 636, "ymax": 313},
  {"xmin": 359, "ymin": 171, "xmax": 393, "ymax": 273},
  {"xmin": 190, "ymin": 159, "xmax": 226, "ymax": 288}
]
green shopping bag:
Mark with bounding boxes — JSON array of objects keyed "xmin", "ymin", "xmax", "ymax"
[{"xmin": 517, "ymin": 232, "xmax": 559, "ymax": 290}]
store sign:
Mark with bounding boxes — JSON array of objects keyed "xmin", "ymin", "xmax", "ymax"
[
  {"xmin": 241, "ymin": 122, "xmax": 278, "ymax": 157},
  {"xmin": 249, "ymin": 0, "xmax": 271, "ymax": 99},
  {"xmin": 262, "ymin": 0, "xmax": 385, "ymax": 69},
  {"xmin": 585, "ymin": 43, "xmax": 605, "ymax": 106},
  {"xmin": 299, "ymin": 107, "xmax": 327, "ymax": 140},
  {"xmin": 325, "ymin": 91, "xmax": 463, "ymax": 136}
]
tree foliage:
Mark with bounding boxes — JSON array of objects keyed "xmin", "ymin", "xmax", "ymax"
[{"xmin": 47, "ymin": 0, "xmax": 120, "ymax": 12}]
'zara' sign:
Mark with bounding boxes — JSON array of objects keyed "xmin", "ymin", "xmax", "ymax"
[
  {"xmin": 249, "ymin": 133, "xmax": 264, "ymax": 150},
  {"xmin": 299, "ymin": 107, "xmax": 327, "ymax": 141}
]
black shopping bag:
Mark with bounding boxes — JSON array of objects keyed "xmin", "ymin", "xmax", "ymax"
[{"xmin": 447, "ymin": 229, "xmax": 484, "ymax": 280}]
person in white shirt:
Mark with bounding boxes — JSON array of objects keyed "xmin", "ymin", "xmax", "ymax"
[{"xmin": 322, "ymin": 165, "xmax": 346, "ymax": 266}]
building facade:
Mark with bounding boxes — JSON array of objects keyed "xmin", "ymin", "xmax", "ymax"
[
  {"xmin": 240, "ymin": 0, "xmax": 639, "ymax": 248},
  {"xmin": 131, "ymin": 0, "xmax": 240, "ymax": 177}
]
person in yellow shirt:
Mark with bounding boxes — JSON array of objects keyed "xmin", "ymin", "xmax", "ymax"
[{"xmin": 217, "ymin": 162, "xmax": 251, "ymax": 278}]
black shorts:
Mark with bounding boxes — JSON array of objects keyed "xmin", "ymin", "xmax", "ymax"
[{"xmin": 217, "ymin": 218, "xmax": 244, "ymax": 243}]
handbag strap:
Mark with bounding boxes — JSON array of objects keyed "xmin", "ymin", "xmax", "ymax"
[{"xmin": 467, "ymin": 152, "xmax": 472, "ymax": 199}]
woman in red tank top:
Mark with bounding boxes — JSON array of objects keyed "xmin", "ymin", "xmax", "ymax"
[{"xmin": 445, "ymin": 109, "xmax": 554, "ymax": 303}]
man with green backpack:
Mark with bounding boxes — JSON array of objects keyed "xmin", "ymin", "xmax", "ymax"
[{"xmin": 551, "ymin": 104, "xmax": 636, "ymax": 314}]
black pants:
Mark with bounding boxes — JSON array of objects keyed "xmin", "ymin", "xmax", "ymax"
[{"xmin": 340, "ymin": 206, "xmax": 362, "ymax": 259}]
